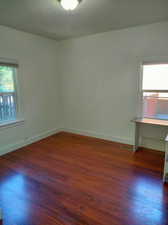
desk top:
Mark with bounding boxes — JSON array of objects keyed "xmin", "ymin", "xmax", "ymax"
[{"xmin": 132, "ymin": 118, "xmax": 168, "ymax": 127}]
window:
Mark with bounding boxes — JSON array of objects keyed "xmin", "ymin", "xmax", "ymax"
[
  {"xmin": 0, "ymin": 63, "xmax": 18, "ymax": 123},
  {"xmin": 142, "ymin": 63, "xmax": 168, "ymax": 120}
]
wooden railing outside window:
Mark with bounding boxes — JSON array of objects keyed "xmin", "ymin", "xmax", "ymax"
[{"xmin": 0, "ymin": 92, "xmax": 16, "ymax": 122}]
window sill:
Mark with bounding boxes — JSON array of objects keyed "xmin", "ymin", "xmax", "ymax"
[{"xmin": 0, "ymin": 119, "xmax": 24, "ymax": 130}]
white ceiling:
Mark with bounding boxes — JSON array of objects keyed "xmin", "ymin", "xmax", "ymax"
[{"xmin": 0, "ymin": 0, "xmax": 168, "ymax": 41}]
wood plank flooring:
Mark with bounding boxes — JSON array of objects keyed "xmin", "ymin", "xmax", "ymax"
[{"xmin": 0, "ymin": 132, "xmax": 168, "ymax": 225}]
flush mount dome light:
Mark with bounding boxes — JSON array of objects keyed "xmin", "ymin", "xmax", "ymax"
[{"xmin": 58, "ymin": 0, "xmax": 82, "ymax": 10}]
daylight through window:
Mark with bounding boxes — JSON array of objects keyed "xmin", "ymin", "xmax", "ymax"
[
  {"xmin": 0, "ymin": 63, "xmax": 18, "ymax": 123},
  {"xmin": 142, "ymin": 64, "xmax": 168, "ymax": 120}
]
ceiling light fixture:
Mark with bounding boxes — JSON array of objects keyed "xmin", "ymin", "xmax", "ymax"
[{"xmin": 58, "ymin": 0, "xmax": 82, "ymax": 11}]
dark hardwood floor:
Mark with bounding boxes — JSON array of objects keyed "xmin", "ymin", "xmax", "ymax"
[{"xmin": 0, "ymin": 132, "xmax": 168, "ymax": 225}]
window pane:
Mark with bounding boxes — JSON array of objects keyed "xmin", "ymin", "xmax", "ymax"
[
  {"xmin": 143, "ymin": 92, "xmax": 168, "ymax": 120},
  {"xmin": 143, "ymin": 64, "xmax": 168, "ymax": 90},
  {"xmin": 0, "ymin": 66, "xmax": 15, "ymax": 92},
  {"xmin": 0, "ymin": 66, "xmax": 17, "ymax": 122}
]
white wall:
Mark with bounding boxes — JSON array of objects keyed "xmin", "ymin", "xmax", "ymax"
[
  {"xmin": 59, "ymin": 22, "xmax": 168, "ymax": 151},
  {"xmin": 0, "ymin": 25, "xmax": 62, "ymax": 155},
  {"xmin": 1, "ymin": 22, "xmax": 168, "ymax": 155}
]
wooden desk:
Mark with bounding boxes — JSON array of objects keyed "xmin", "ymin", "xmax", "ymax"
[
  {"xmin": 132, "ymin": 118, "xmax": 168, "ymax": 152},
  {"xmin": 132, "ymin": 118, "xmax": 168, "ymax": 182}
]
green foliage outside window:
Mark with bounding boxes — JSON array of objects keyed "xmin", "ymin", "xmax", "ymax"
[{"xmin": 0, "ymin": 66, "xmax": 14, "ymax": 92}]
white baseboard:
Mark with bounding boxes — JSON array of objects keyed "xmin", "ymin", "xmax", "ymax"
[
  {"xmin": 63, "ymin": 128, "xmax": 164, "ymax": 151},
  {"xmin": 0, "ymin": 127, "xmax": 164, "ymax": 156},
  {"xmin": 0, "ymin": 128, "xmax": 62, "ymax": 156},
  {"xmin": 0, "ymin": 127, "xmax": 134, "ymax": 157},
  {"xmin": 63, "ymin": 127, "xmax": 133, "ymax": 145}
]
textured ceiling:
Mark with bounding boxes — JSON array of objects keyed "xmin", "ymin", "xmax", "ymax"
[{"xmin": 0, "ymin": 0, "xmax": 168, "ymax": 41}]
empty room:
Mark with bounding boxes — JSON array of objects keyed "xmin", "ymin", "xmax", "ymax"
[{"xmin": 0, "ymin": 0, "xmax": 168, "ymax": 224}]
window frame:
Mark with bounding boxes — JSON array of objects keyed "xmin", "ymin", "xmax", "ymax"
[
  {"xmin": 139, "ymin": 62, "xmax": 168, "ymax": 121},
  {"xmin": 0, "ymin": 60, "xmax": 23, "ymax": 126}
]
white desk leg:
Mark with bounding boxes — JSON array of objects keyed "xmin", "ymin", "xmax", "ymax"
[
  {"xmin": 0, "ymin": 208, "xmax": 2, "ymax": 224},
  {"xmin": 163, "ymin": 142, "xmax": 168, "ymax": 182},
  {"xmin": 133, "ymin": 123, "xmax": 140, "ymax": 152}
]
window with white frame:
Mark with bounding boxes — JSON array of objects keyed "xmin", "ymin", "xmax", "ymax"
[
  {"xmin": 142, "ymin": 63, "xmax": 168, "ymax": 120},
  {"xmin": 0, "ymin": 63, "xmax": 18, "ymax": 123}
]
